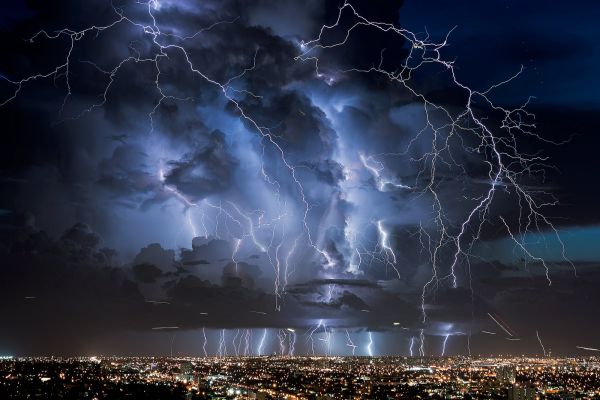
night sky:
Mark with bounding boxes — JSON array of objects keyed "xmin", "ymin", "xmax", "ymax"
[{"xmin": 1, "ymin": 0, "xmax": 599, "ymax": 357}]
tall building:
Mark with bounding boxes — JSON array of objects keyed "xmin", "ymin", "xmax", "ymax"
[
  {"xmin": 497, "ymin": 365, "xmax": 516, "ymax": 385},
  {"xmin": 508, "ymin": 384, "xmax": 536, "ymax": 400}
]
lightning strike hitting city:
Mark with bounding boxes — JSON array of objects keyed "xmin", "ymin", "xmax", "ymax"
[{"xmin": 1, "ymin": 0, "xmax": 600, "ymax": 399}]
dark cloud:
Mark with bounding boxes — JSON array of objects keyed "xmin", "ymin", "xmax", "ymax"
[
  {"xmin": 134, "ymin": 243, "xmax": 176, "ymax": 272},
  {"xmin": 164, "ymin": 130, "xmax": 238, "ymax": 200},
  {"xmin": 132, "ymin": 262, "xmax": 164, "ymax": 283}
]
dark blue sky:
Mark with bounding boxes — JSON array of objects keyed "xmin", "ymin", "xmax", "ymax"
[{"xmin": 401, "ymin": 0, "xmax": 600, "ymax": 107}]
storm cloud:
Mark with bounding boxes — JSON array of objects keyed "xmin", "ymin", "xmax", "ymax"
[{"xmin": 0, "ymin": 0, "xmax": 597, "ymax": 356}]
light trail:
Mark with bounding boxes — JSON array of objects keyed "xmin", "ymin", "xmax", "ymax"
[
  {"xmin": 487, "ymin": 313, "xmax": 514, "ymax": 337},
  {"xmin": 145, "ymin": 300, "xmax": 170, "ymax": 305},
  {"xmin": 576, "ymin": 346, "xmax": 600, "ymax": 352}
]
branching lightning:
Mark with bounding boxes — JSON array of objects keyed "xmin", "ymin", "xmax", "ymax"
[
  {"xmin": 345, "ymin": 329, "xmax": 357, "ymax": 355},
  {"xmin": 297, "ymin": 0, "xmax": 572, "ymax": 324},
  {"xmin": 0, "ymin": 0, "xmax": 574, "ymax": 353}
]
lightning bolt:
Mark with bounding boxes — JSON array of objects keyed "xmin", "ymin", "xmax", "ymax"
[
  {"xmin": 257, "ymin": 328, "xmax": 268, "ymax": 356},
  {"xmin": 170, "ymin": 332, "xmax": 176, "ymax": 358},
  {"xmin": 366, "ymin": 331, "xmax": 374, "ymax": 356},
  {"xmin": 536, "ymin": 330, "xmax": 547, "ymax": 357},
  {"xmin": 0, "ymin": 0, "xmax": 573, "ymax": 333},
  {"xmin": 359, "ymin": 152, "xmax": 411, "ymax": 192},
  {"xmin": 441, "ymin": 334, "xmax": 450, "ymax": 357},
  {"xmin": 297, "ymin": 0, "xmax": 572, "ymax": 324},
  {"xmin": 202, "ymin": 327, "xmax": 208, "ymax": 357},
  {"xmin": 277, "ymin": 329, "xmax": 287, "ymax": 356},
  {"xmin": 376, "ymin": 219, "xmax": 400, "ymax": 278},
  {"xmin": 232, "ymin": 328, "xmax": 240, "ymax": 357},
  {"xmin": 287, "ymin": 328, "xmax": 296, "ymax": 357},
  {"xmin": 217, "ymin": 329, "xmax": 227, "ymax": 358},
  {"xmin": 345, "ymin": 329, "xmax": 357, "ymax": 355},
  {"xmin": 0, "ymin": 1, "xmax": 341, "ymax": 313},
  {"xmin": 243, "ymin": 329, "xmax": 252, "ymax": 356}
]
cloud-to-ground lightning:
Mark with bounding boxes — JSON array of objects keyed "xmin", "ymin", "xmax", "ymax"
[
  {"xmin": 277, "ymin": 329, "xmax": 286, "ymax": 355},
  {"xmin": 257, "ymin": 328, "xmax": 268, "ymax": 356},
  {"xmin": 232, "ymin": 329, "xmax": 241, "ymax": 357},
  {"xmin": 536, "ymin": 330, "xmax": 547, "ymax": 357},
  {"xmin": 202, "ymin": 327, "xmax": 208, "ymax": 357},
  {"xmin": 441, "ymin": 334, "xmax": 450, "ymax": 357},
  {"xmin": 307, "ymin": 319, "xmax": 329, "ymax": 356},
  {"xmin": 298, "ymin": 0, "xmax": 572, "ymax": 324},
  {"xmin": 366, "ymin": 331, "xmax": 374, "ymax": 356},
  {"xmin": 170, "ymin": 332, "xmax": 176, "ymax": 358},
  {"xmin": 0, "ymin": 0, "xmax": 574, "ymax": 349},
  {"xmin": 217, "ymin": 329, "xmax": 227, "ymax": 357},
  {"xmin": 244, "ymin": 329, "xmax": 252, "ymax": 356},
  {"xmin": 286, "ymin": 328, "xmax": 296, "ymax": 356},
  {"xmin": 345, "ymin": 330, "xmax": 357, "ymax": 355}
]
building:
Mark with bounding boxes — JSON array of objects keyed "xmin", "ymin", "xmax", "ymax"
[
  {"xmin": 508, "ymin": 384, "xmax": 536, "ymax": 400},
  {"xmin": 497, "ymin": 365, "xmax": 516, "ymax": 385}
]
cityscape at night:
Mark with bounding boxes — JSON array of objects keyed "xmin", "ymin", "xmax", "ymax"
[
  {"xmin": 1, "ymin": 0, "xmax": 600, "ymax": 398},
  {"xmin": 2, "ymin": 356, "xmax": 600, "ymax": 399}
]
